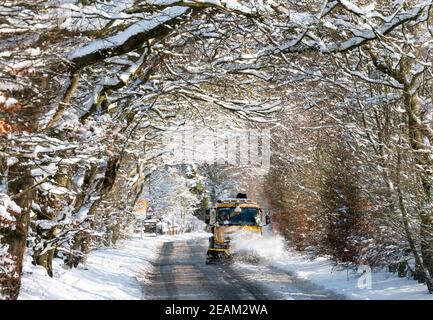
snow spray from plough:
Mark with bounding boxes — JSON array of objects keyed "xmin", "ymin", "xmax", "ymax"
[{"xmin": 205, "ymin": 193, "xmax": 272, "ymax": 264}]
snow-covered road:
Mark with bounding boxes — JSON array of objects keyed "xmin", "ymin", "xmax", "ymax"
[
  {"xmin": 143, "ymin": 236, "xmax": 344, "ymax": 300},
  {"xmin": 19, "ymin": 232, "xmax": 433, "ymax": 300}
]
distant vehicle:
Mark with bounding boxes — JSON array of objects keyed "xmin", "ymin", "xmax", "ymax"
[{"xmin": 205, "ymin": 194, "xmax": 270, "ymax": 264}]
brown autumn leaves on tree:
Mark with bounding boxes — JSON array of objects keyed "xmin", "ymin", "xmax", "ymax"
[{"xmin": 2, "ymin": 0, "xmax": 433, "ymax": 299}]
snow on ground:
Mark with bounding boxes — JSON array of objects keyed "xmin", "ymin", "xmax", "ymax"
[
  {"xmin": 19, "ymin": 232, "xmax": 209, "ymax": 300},
  {"xmin": 269, "ymin": 250, "xmax": 433, "ymax": 300},
  {"xmin": 234, "ymin": 229, "xmax": 433, "ymax": 300},
  {"xmin": 18, "ymin": 226, "xmax": 433, "ymax": 300}
]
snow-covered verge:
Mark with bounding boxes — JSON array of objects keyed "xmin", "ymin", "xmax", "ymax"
[
  {"xmin": 235, "ymin": 230, "xmax": 433, "ymax": 300},
  {"xmin": 270, "ymin": 250, "xmax": 433, "ymax": 300},
  {"xmin": 18, "ymin": 232, "xmax": 208, "ymax": 300}
]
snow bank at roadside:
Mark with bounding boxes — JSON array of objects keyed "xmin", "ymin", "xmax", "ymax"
[
  {"xmin": 19, "ymin": 232, "xmax": 209, "ymax": 300},
  {"xmin": 236, "ymin": 229, "xmax": 433, "ymax": 300},
  {"xmin": 270, "ymin": 250, "xmax": 433, "ymax": 300}
]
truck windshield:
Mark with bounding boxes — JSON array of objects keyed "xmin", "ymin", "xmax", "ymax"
[{"xmin": 217, "ymin": 207, "xmax": 258, "ymax": 225}]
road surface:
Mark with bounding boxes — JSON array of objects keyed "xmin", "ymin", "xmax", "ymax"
[{"xmin": 143, "ymin": 237, "xmax": 344, "ymax": 300}]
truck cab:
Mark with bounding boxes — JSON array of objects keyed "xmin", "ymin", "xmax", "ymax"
[{"xmin": 205, "ymin": 195, "xmax": 270, "ymax": 264}]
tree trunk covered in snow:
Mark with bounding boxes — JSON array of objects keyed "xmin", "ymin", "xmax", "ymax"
[
  {"xmin": 399, "ymin": 53, "xmax": 433, "ymax": 291},
  {"xmin": 396, "ymin": 147, "xmax": 431, "ymax": 287},
  {"xmin": 403, "ymin": 90, "xmax": 433, "ymax": 289},
  {"xmin": 3, "ymin": 162, "xmax": 33, "ymax": 299}
]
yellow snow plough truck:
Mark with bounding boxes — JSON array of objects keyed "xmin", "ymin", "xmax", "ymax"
[{"xmin": 205, "ymin": 194, "xmax": 270, "ymax": 264}]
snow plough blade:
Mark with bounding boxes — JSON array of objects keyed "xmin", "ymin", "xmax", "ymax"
[{"xmin": 205, "ymin": 250, "xmax": 232, "ymax": 264}]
